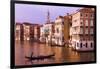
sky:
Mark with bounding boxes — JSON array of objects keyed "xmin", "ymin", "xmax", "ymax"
[{"xmin": 15, "ymin": 4, "xmax": 81, "ymax": 24}]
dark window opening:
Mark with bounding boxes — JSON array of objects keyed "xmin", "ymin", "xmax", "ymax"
[
  {"xmin": 81, "ymin": 14, "xmax": 82, "ymax": 17},
  {"xmin": 80, "ymin": 43, "xmax": 82, "ymax": 48},
  {"xmin": 91, "ymin": 43, "xmax": 93, "ymax": 48},
  {"xmin": 91, "ymin": 14, "xmax": 93, "ymax": 17},
  {"xmin": 86, "ymin": 43, "xmax": 87, "ymax": 48},
  {"xmin": 62, "ymin": 22, "xmax": 64, "ymax": 25},
  {"xmin": 62, "ymin": 37, "xmax": 64, "ymax": 42},
  {"xmin": 86, "ymin": 14, "xmax": 88, "ymax": 17},
  {"xmin": 81, "ymin": 22, "xmax": 83, "ymax": 24}
]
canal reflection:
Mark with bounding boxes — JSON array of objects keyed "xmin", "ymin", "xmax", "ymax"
[{"xmin": 15, "ymin": 40, "xmax": 95, "ymax": 66}]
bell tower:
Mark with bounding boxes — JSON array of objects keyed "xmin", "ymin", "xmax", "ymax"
[{"xmin": 46, "ymin": 10, "xmax": 50, "ymax": 24}]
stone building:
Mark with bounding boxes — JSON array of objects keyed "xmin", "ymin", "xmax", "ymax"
[
  {"xmin": 23, "ymin": 22, "xmax": 31, "ymax": 40},
  {"xmin": 54, "ymin": 16, "xmax": 64, "ymax": 46},
  {"xmin": 15, "ymin": 23, "xmax": 23, "ymax": 40},
  {"xmin": 71, "ymin": 8, "xmax": 95, "ymax": 51}
]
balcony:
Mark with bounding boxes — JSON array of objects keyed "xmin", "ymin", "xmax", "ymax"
[{"xmin": 72, "ymin": 31, "xmax": 83, "ymax": 35}]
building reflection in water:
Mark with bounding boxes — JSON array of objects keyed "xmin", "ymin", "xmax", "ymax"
[{"xmin": 15, "ymin": 40, "xmax": 94, "ymax": 66}]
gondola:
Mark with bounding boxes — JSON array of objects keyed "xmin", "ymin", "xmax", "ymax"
[{"xmin": 25, "ymin": 52, "xmax": 55, "ymax": 60}]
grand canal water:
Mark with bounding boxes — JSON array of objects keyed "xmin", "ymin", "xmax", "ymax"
[{"xmin": 15, "ymin": 40, "xmax": 95, "ymax": 66}]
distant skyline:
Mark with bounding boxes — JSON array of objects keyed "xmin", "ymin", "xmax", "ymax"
[{"xmin": 15, "ymin": 4, "xmax": 82, "ymax": 24}]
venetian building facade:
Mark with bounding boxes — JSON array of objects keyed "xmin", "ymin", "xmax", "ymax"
[
  {"xmin": 15, "ymin": 22, "xmax": 40, "ymax": 41},
  {"xmin": 63, "ymin": 13, "xmax": 72, "ymax": 45},
  {"xmin": 15, "ymin": 23, "xmax": 23, "ymax": 40},
  {"xmin": 40, "ymin": 25, "xmax": 45, "ymax": 42},
  {"xmin": 40, "ymin": 22, "xmax": 55, "ymax": 43},
  {"xmin": 71, "ymin": 8, "xmax": 95, "ymax": 51},
  {"xmin": 44, "ymin": 22, "xmax": 55, "ymax": 43},
  {"xmin": 33, "ymin": 24, "xmax": 40, "ymax": 41},
  {"xmin": 23, "ymin": 23, "xmax": 40, "ymax": 41},
  {"xmin": 23, "ymin": 23, "xmax": 31, "ymax": 40},
  {"xmin": 30, "ymin": 24, "xmax": 34, "ymax": 40},
  {"xmin": 40, "ymin": 11, "xmax": 55, "ymax": 43},
  {"xmin": 54, "ymin": 16, "xmax": 64, "ymax": 45}
]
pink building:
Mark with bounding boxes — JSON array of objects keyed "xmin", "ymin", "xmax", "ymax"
[
  {"xmin": 71, "ymin": 8, "xmax": 95, "ymax": 51},
  {"xmin": 33, "ymin": 24, "xmax": 40, "ymax": 41},
  {"xmin": 23, "ymin": 22, "xmax": 31, "ymax": 40},
  {"xmin": 15, "ymin": 23, "xmax": 23, "ymax": 40}
]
